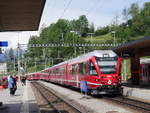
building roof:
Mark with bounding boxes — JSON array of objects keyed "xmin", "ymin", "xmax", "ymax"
[
  {"xmin": 113, "ymin": 36, "xmax": 150, "ymax": 57},
  {"xmin": 0, "ymin": 0, "xmax": 46, "ymax": 31}
]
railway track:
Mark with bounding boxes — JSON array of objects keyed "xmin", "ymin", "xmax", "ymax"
[
  {"xmin": 31, "ymin": 82, "xmax": 85, "ymax": 113},
  {"xmin": 105, "ymin": 96, "xmax": 150, "ymax": 113}
]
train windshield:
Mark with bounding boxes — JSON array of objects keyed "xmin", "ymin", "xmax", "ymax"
[
  {"xmin": 95, "ymin": 56, "xmax": 118, "ymax": 74},
  {"xmin": 88, "ymin": 61, "xmax": 98, "ymax": 76}
]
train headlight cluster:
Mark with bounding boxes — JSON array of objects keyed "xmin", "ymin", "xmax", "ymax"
[{"xmin": 108, "ymin": 80, "xmax": 112, "ymax": 84}]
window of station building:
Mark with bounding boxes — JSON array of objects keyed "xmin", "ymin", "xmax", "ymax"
[
  {"xmin": 79, "ymin": 62, "xmax": 86, "ymax": 75},
  {"xmin": 88, "ymin": 61, "xmax": 98, "ymax": 76},
  {"xmin": 143, "ymin": 67, "xmax": 148, "ymax": 77}
]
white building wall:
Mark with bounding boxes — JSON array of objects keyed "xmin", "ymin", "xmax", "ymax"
[{"xmin": 0, "ymin": 63, "xmax": 7, "ymax": 75}]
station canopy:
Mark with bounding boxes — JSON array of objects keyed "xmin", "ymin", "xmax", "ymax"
[
  {"xmin": 113, "ymin": 36, "xmax": 150, "ymax": 57},
  {"xmin": 0, "ymin": 0, "xmax": 46, "ymax": 31}
]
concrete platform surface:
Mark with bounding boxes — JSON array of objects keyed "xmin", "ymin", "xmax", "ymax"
[
  {"xmin": 123, "ymin": 86, "xmax": 150, "ymax": 103},
  {"xmin": 0, "ymin": 81, "xmax": 39, "ymax": 113}
]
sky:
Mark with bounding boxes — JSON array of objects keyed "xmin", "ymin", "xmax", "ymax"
[{"xmin": 0, "ymin": 0, "xmax": 149, "ymax": 49}]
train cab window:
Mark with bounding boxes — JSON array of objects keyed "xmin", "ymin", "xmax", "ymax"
[
  {"xmin": 95, "ymin": 56, "xmax": 118, "ymax": 74},
  {"xmin": 88, "ymin": 61, "xmax": 98, "ymax": 76}
]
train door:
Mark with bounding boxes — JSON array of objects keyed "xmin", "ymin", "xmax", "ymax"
[
  {"xmin": 68, "ymin": 64, "xmax": 76, "ymax": 87},
  {"xmin": 75, "ymin": 64, "xmax": 80, "ymax": 88},
  {"xmin": 148, "ymin": 65, "xmax": 150, "ymax": 83},
  {"xmin": 60, "ymin": 66, "xmax": 66, "ymax": 85},
  {"xmin": 87, "ymin": 60, "xmax": 100, "ymax": 89},
  {"xmin": 142, "ymin": 65, "xmax": 149, "ymax": 84}
]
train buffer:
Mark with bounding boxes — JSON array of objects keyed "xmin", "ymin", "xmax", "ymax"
[{"xmin": 0, "ymin": 81, "xmax": 39, "ymax": 113}]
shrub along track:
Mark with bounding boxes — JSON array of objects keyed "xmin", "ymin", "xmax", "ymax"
[{"xmin": 31, "ymin": 81, "xmax": 93, "ymax": 113}]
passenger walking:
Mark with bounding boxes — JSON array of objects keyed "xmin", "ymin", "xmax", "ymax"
[
  {"xmin": 8, "ymin": 76, "xmax": 14, "ymax": 96},
  {"xmin": 12, "ymin": 76, "xmax": 17, "ymax": 95},
  {"xmin": 21, "ymin": 77, "xmax": 26, "ymax": 86}
]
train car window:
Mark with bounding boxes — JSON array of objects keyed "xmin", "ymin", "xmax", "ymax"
[
  {"xmin": 88, "ymin": 61, "xmax": 98, "ymax": 76},
  {"xmin": 79, "ymin": 62, "xmax": 86, "ymax": 75},
  {"xmin": 56, "ymin": 68, "xmax": 59, "ymax": 76},
  {"xmin": 76, "ymin": 64, "xmax": 79, "ymax": 74},
  {"xmin": 63, "ymin": 67, "xmax": 66, "ymax": 75},
  {"xmin": 60, "ymin": 67, "xmax": 66, "ymax": 76},
  {"xmin": 69, "ymin": 65, "xmax": 75, "ymax": 76}
]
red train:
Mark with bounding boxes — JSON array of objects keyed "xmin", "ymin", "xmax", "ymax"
[
  {"xmin": 26, "ymin": 50, "xmax": 122, "ymax": 95},
  {"xmin": 140, "ymin": 59, "xmax": 150, "ymax": 85}
]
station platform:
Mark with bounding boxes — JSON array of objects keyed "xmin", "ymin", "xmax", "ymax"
[
  {"xmin": 0, "ymin": 81, "xmax": 39, "ymax": 113},
  {"xmin": 123, "ymin": 85, "xmax": 150, "ymax": 103}
]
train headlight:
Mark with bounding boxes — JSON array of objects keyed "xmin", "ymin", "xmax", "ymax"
[{"xmin": 108, "ymin": 80, "xmax": 112, "ymax": 84}]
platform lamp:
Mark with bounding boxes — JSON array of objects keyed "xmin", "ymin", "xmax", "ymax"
[{"xmin": 0, "ymin": 41, "xmax": 8, "ymax": 109}]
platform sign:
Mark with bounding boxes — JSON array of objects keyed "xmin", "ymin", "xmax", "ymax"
[{"xmin": 0, "ymin": 41, "xmax": 8, "ymax": 47}]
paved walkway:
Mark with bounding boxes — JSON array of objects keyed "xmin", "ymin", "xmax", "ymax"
[{"xmin": 0, "ymin": 81, "xmax": 39, "ymax": 113}]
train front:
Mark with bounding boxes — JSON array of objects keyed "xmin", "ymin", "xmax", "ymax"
[{"xmin": 89, "ymin": 50, "xmax": 122, "ymax": 95}]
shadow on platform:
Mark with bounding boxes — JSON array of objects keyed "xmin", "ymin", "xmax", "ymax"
[
  {"xmin": 0, "ymin": 102, "xmax": 39, "ymax": 113},
  {"xmin": 0, "ymin": 103, "xmax": 21, "ymax": 113}
]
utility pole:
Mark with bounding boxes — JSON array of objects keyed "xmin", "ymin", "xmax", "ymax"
[
  {"xmin": 45, "ymin": 58, "xmax": 47, "ymax": 68},
  {"xmin": 88, "ymin": 33, "xmax": 95, "ymax": 43},
  {"xmin": 24, "ymin": 59, "xmax": 27, "ymax": 73},
  {"xmin": 124, "ymin": 59, "xmax": 127, "ymax": 81},
  {"xmin": 13, "ymin": 54, "xmax": 15, "ymax": 73},
  {"xmin": 74, "ymin": 47, "xmax": 76, "ymax": 57},
  {"xmin": 51, "ymin": 58, "xmax": 53, "ymax": 66},
  {"xmin": 34, "ymin": 61, "xmax": 37, "ymax": 72},
  {"xmin": 83, "ymin": 47, "xmax": 85, "ymax": 54},
  {"xmin": 61, "ymin": 33, "xmax": 64, "ymax": 43},
  {"xmin": 17, "ymin": 43, "xmax": 20, "ymax": 77},
  {"xmin": 111, "ymin": 31, "xmax": 116, "ymax": 45}
]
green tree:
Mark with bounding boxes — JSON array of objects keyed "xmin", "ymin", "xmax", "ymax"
[{"xmin": 129, "ymin": 3, "xmax": 140, "ymax": 18}]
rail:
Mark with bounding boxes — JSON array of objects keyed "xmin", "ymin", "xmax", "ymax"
[{"xmin": 31, "ymin": 82, "xmax": 84, "ymax": 113}]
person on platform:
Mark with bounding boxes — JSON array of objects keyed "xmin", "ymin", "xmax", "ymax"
[
  {"xmin": 12, "ymin": 76, "xmax": 17, "ymax": 95},
  {"xmin": 8, "ymin": 76, "xmax": 14, "ymax": 96},
  {"xmin": 21, "ymin": 77, "xmax": 26, "ymax": 86}
]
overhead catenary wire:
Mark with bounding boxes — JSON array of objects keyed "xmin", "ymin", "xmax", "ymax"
[
  {"xmin": 86, "ymin": 0, "xmax": 102, "ymax": 16},
  {"xmin": 59, "ymin": 0, "xmax": 73, "ymax": 19},
  {"xmin": 89, "ymin": 0, "xmax": 104, "ymax": 26}
]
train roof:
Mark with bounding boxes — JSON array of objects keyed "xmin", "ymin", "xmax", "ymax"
[
  {"xmin": 46, "ymin": 50, "xmax": 117, "ymax": 69},
  {"xmin": 68, "ymin": 50, "xmax": 117, "ymax": 64}
]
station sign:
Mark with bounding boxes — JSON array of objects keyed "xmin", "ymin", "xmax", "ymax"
[{"xmin": 0, "ymin": 41, "xmax": 8, "ymax": 47}]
